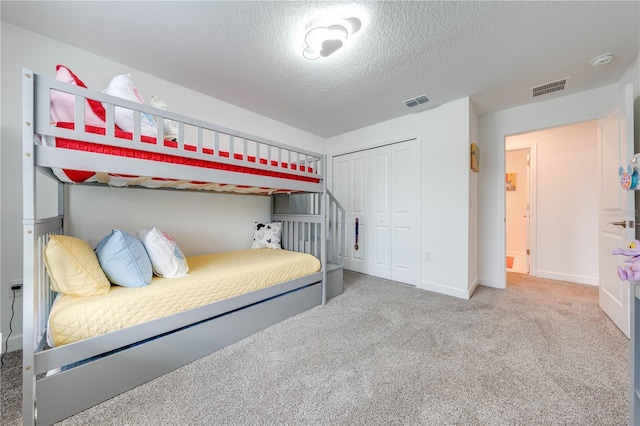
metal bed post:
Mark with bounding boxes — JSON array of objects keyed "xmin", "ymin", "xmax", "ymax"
[
  {"xmin": 22, "ymin": 69, "xmax": 67, "ymax": 426},
  {"xmin": 321, "ymin": 156, "xmax": 327, "ymax": 305},
  {"xmin": 22, "ymin": 69, "xmax": 37, "ymax": 426}
]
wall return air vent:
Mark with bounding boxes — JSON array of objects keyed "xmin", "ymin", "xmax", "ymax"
[
  {"xmin": 531, "ymin": 77, "xmax": 571, "ymax": 98},
  {"xmin": 403, "ymin": 94, "xmax": 430, "ymax": 108}
]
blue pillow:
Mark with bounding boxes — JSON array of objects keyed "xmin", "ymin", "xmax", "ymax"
[{"xmin": 95, "ymin": 230, "xmax": 152, "ymax": 287}]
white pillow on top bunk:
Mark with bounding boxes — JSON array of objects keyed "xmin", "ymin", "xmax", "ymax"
[
  {"xmin": 44, "ymin": 235, "xmax": 111, "ymax": 297},
  {"xmin": 251, "ymin": 222, "xmax": 282, "ymax": 249},
  {"xmin": 95, "ymin": 230, "xmax": 153, "ymax": 288},
  {"xmin": 150, "ymin": 94, "xmax": 180, "ymax": 141},
  {"xmin": 50, "ymin": 65, "xmax": 107, "ymax": 127},
  {"xmin": 137, "ymin": 227, "xmax": 189, "ymax": 278},
  {"xmin": 102, "ymin": 73, "xmax": 158, "ymax": 138}
]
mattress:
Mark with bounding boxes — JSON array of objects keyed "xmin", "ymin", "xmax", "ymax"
[
  {"xmin": 42, "ymin": 122, "xmax": 320, "ymax": 195},
  {"xmin": 47, "ymin": 248, "xmax": 321, "ymax": 347}
]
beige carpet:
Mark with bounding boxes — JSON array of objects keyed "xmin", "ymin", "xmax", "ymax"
[{"xmin": 1, "ymin": 271, "xmax": 630, "ymax": 425}]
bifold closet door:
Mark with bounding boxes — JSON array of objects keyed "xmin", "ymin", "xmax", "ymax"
[
  {"xmin": 333, "ymin": 150, "xmax": 367, "ymax": 274},
  {"xmin": 390, "ymin": 141, "xmax": 419, "ymax": 285},
  {"xmin": 368, "ymin": 145, "xmax": 392, "ymax": 279},
  {"xmin": 333, "ymin": 139, "xmax": 419, "ymax": 285}
]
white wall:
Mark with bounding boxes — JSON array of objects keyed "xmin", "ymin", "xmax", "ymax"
[
  {"xmin": 507, "ymin": 121, "xmax": 599, "ymax": 284},
  {"xmin": 325, "ymin": 98, "xmax": 477, "ymax": 299},
  {"xmin": 0, "ymin": 23, "xmax": 324, "ymax": 351}
]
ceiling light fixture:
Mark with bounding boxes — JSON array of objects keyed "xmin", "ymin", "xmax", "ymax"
[
  {"xmin": 591, "ymin": 53, "xmax": 615, "ymax": 66},
  {"xmin": 303, "ymin": 17, "xmax": 362, "ymax": 60}
]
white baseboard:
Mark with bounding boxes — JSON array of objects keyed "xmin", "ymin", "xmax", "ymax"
[
  {"xmin": 419, "ymin": 280, "xmax": 473, "ymax": 300},
  {"xmin": 478, "ymin": 276, "xmax": 506, "ymax": 289},
  {"xmin": 536, "ymin": 270, "xmax": 598, "ymax": 286},
  {"xmin": 6, "ymin": 333, "xmax": 23, "ymax": 352}
]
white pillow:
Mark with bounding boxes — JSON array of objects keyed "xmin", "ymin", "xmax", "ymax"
[
  {"xmin": 102, "ymin": 74, "xmax": 158, "ymax": 137},
  {"xmin": 136, "ymin": 227, "xmax": 189, "ymax": 278},
  {"xmin": 50, "ymin": 65, "xmax": 106, "ymax": 127},
  {"xmin": 251, "ymin": 222, "xmax": 282, "ymax": 249},
  {"xmin": 150, "ymin": 94, "xmax": 179, "ymax": 141}
]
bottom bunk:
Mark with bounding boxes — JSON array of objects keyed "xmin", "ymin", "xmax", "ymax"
[
  {"xmin": 46, "ymin": 247, "xmax": 321, "ymax": 347},
  {"xmin": 23, "ymin": 214, "xmax": 328, "ymax": 425},
  {"xmin": 36, "ymin": 281, "xmax": 322, "ymax": 425}
]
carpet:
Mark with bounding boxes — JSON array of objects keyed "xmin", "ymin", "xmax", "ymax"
[{"xmin": 1, "ymin": 271, "xmax": 630, "ymax": 425}]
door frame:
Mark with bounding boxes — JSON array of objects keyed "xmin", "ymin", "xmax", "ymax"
[
  {"xmin": 487, "ymin": 87, "xmax": 620, "ymax": 293},
  {"xmin": 327, "ymin": 133, "xmax": 422, "ymax": 285},
  {"xmin": 499, "ymin": 120, "xmax": 602, "ymax": 289}
]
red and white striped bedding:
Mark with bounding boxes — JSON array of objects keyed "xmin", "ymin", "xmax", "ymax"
[{"xmin": 44, "ymin": 123, "xmax": 320, "ymax": 195}]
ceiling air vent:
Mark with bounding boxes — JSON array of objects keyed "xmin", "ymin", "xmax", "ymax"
[
  {"xmin": 531, "ymin": 77, "xmax": 571, "ymax": 98},
  {"xmin": 403, "ymin": 94, "xmax": 430, "ymax": 108}
]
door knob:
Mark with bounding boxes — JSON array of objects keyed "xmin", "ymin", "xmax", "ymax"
[{"xmin": 610, "ymin": 221, "xmax": 627, "ymax": 228}]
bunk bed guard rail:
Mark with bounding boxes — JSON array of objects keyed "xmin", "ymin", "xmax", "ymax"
[{"xmin": 28, "ymin": 69, "xmax": 325, "ymax": 194}]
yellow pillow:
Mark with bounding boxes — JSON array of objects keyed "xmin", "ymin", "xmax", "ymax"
[{"xmin": 44, "ymin": 235, "xmax": 110, "ymax": 296}]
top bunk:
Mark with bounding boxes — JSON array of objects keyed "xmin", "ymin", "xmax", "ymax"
[{"xmin": 22, "ymin": 66, "xmax": 325, "ymax": 196}]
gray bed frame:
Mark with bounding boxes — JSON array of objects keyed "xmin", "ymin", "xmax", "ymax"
[{"xmin": 21, "ymin": 69, "xmax": 345, "ymax": 425}]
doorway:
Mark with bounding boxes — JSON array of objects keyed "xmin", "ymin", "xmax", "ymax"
[{"xmin": 504, "ymin": 120, "xmax": 599, "ymax": 286}]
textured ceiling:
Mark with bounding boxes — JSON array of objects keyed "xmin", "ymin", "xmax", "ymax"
[{"xmin": 2, "ymin": 1, "xmax": 639, "ymax": 138}]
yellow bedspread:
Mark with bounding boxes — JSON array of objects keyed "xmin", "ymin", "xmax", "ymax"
[{"xmin": 47, "ymin": 249, "xmax": 321, "ymax": 347}]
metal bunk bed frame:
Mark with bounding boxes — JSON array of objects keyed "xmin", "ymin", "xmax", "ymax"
[{"xmin": 21, "ymin": 69, "xmax": 345, "ymax": 425}]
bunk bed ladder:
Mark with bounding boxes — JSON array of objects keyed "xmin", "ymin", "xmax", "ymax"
[
  {"xmin": 326, "ymin": 189, "xmax": 346, "ymax": 299},
  {"xmin": 271, "ymin": 189, "xmax": 345, "ymax": 303}
]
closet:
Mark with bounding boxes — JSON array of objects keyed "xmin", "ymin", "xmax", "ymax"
[{"xmin": 332, "ymin": 139, "xmax": 420, "ymax": 285}]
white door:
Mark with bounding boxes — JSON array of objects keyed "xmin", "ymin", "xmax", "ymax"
[
  {"xmin": 390, "ymin": 141, "xmax": 420, "ymax": 284},
  {"xmin": 598, "ymin": 83, "xmax": 635, "ymax": 338},
  {"xmin": 368, "ymin": 145, "xmax": 391, "ymax": 279},
  {"xmin": 333, "ymin": 150, "xmax": 367, "ymax": 273},
  {"xmin": 333, "ymin": 139, "xmax": 420, "ymax": 285}
]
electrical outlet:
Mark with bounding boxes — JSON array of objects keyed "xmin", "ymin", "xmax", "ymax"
[
  {"xmin": 9, "ymin": 280, "xmax": 23, "ymax": 298},
  {"xmin": 423, "ymin": 251, "xmax": 431, "ymax": 262}
]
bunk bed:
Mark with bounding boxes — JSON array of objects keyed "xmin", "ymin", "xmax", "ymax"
[{"xmin": 21, "ymin": 68, "xmax": 346, "ymax": 425}]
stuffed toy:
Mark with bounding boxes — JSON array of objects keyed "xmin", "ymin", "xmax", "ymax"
[
  {"xmin": 612, "ymin": 240, "xmax": 640, "ymax": 281},
  {"xmin": 618, "ymin": 153, "xmax": 640, "ymax": 190},
  {"xmin": 619, "ymin": 165, "xmax": 638, "ymax": 190}
]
